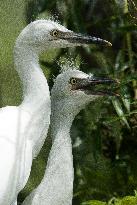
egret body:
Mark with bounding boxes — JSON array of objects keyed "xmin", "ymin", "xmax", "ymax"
[{"xmin": 22, "ymin": 68, "xmax": 116, "ymax": 205}]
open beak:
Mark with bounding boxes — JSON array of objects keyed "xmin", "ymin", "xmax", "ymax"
[
  {"xmin": 73, "ymin": 76, "xmax": 119, "ymax": 96},
  {"xmin": 60, "ymin": 31, "xmax": 112, "ymax": 47}
]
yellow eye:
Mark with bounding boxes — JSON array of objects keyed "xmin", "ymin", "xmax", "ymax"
[
  {"xmin": 51, "ymin": 29, "xmax": 59, "ymax": 37},
  {"xmin": 70, "ymin": 78, "xmax": 77, "ymax": 85}
]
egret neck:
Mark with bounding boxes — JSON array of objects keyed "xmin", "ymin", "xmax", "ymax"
[
  {"xmin": 24, "ymin": 100, "xmax": 76, "ymax": 205},
  {"xmin": 14, "ymin": 40, "xmax": 51, "ymax": 158}
]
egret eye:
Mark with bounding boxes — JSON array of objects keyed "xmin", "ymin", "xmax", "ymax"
[
  {"xmin": 51, "ymin": 29, "xmax": 59, "ymax": 37},
  {"xmin": 70, "ymin": 78, "xmax": 77, "ymax": 85}
]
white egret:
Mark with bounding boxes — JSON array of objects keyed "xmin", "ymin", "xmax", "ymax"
[
  {"xmin": 0, "ymin": 20, "xmax": 111, "ymax": 205},
  {"xmin": 22, "ymin": 67, "xmax": 117, "ymax": 205}
]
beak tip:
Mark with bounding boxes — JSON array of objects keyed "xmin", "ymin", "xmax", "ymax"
[{"xmin": 105, "ymin": 41, "xmax": 112, "ymax": 47}]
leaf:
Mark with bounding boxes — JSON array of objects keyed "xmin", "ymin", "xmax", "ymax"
[
  {"xmin": 81, "ymin": 200, "xmax": 107, "ymax": 205},
  {"xmin": 121, "ymin": 196, "xmax": 137, "ymax": 205},
  {"xmin": 115, "ymin": 50, "xmax": 124, "ymax": 72},
  {"xmin": 112, "ymin": 98, "xmax": 130, "ymax": 129},
  {"xmin": 115, "ymin": 0, "xmax": 128, "ymax": 13},
  {"xmin": 122, "ymin": 97, "xmax": 130, "ymax": 112}
]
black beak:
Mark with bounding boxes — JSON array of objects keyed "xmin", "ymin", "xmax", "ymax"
[
  {"xmin": 73, "ymin": 76, "xmax": 119, "ymax": 96},
  {"xmin": 60, "ymin": 32, "xmax": 112, "ymax": 47}
]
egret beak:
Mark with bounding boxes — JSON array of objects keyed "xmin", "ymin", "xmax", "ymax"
[
  {"xmin": 60, "ymin": 32, "xmax": 112, "ymax": 47},
  {"xmin": 72, "ymin": 76, "xmax": 119, "ymax": 96}
]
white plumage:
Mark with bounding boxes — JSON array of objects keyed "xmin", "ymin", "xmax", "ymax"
[
  {"xmin": 0, "ymin": 19, "xmax": 111, "ymax": 205},
  {"xmin": 22, "ymin": 67, "xmax": 115, "ymax": 205}
]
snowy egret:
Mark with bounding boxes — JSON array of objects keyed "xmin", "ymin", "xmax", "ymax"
[
  {"xmin": 22, "ymin": 67, "xmax": 117, "ymax": 205},
  {"xmin": 0, "ymin": 20, "xmax": 111, "ymax": 205}
]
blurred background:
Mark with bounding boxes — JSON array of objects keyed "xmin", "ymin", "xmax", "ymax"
[{"xmin": 0, "ymin": 0, "xmax": 137, "ymax": 204}]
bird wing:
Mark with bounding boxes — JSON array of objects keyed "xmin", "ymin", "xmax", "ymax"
[{"xmin": 0, "ymin": 106, "xmax": 32, "ymax": 204}]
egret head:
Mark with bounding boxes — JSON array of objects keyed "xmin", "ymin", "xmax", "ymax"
[
  {"xmin": 51, "ymin": 69, "xmax": 118, "ymax": 116},
  {"xmin": 16, "ymin": 20, "xmax": 112, "ymax": 53}
]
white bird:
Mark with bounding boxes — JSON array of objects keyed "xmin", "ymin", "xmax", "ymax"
[
  {"xmin": 22, "ymin": 67, "xmax": 117, "ymax": 205},
  {"xmin": 0, "ymin": 20, "xmax": 111, "ymax": 205}
]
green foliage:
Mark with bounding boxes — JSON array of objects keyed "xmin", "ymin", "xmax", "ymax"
[
  {"xmin": 120, "ymin": 196, "xmax": 137, "ymax": 205},
  {"xmin": 81, "ymin": 192, "xmax": 137, "ymax": 204},
  {"xmin": 81, "ymin": 200, "xmax": 107, "ymax": 205}
]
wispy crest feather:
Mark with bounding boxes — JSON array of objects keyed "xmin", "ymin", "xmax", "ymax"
[{"xmin": 58, "ymin": 57, "xmax": 80, "ymax": 73}]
